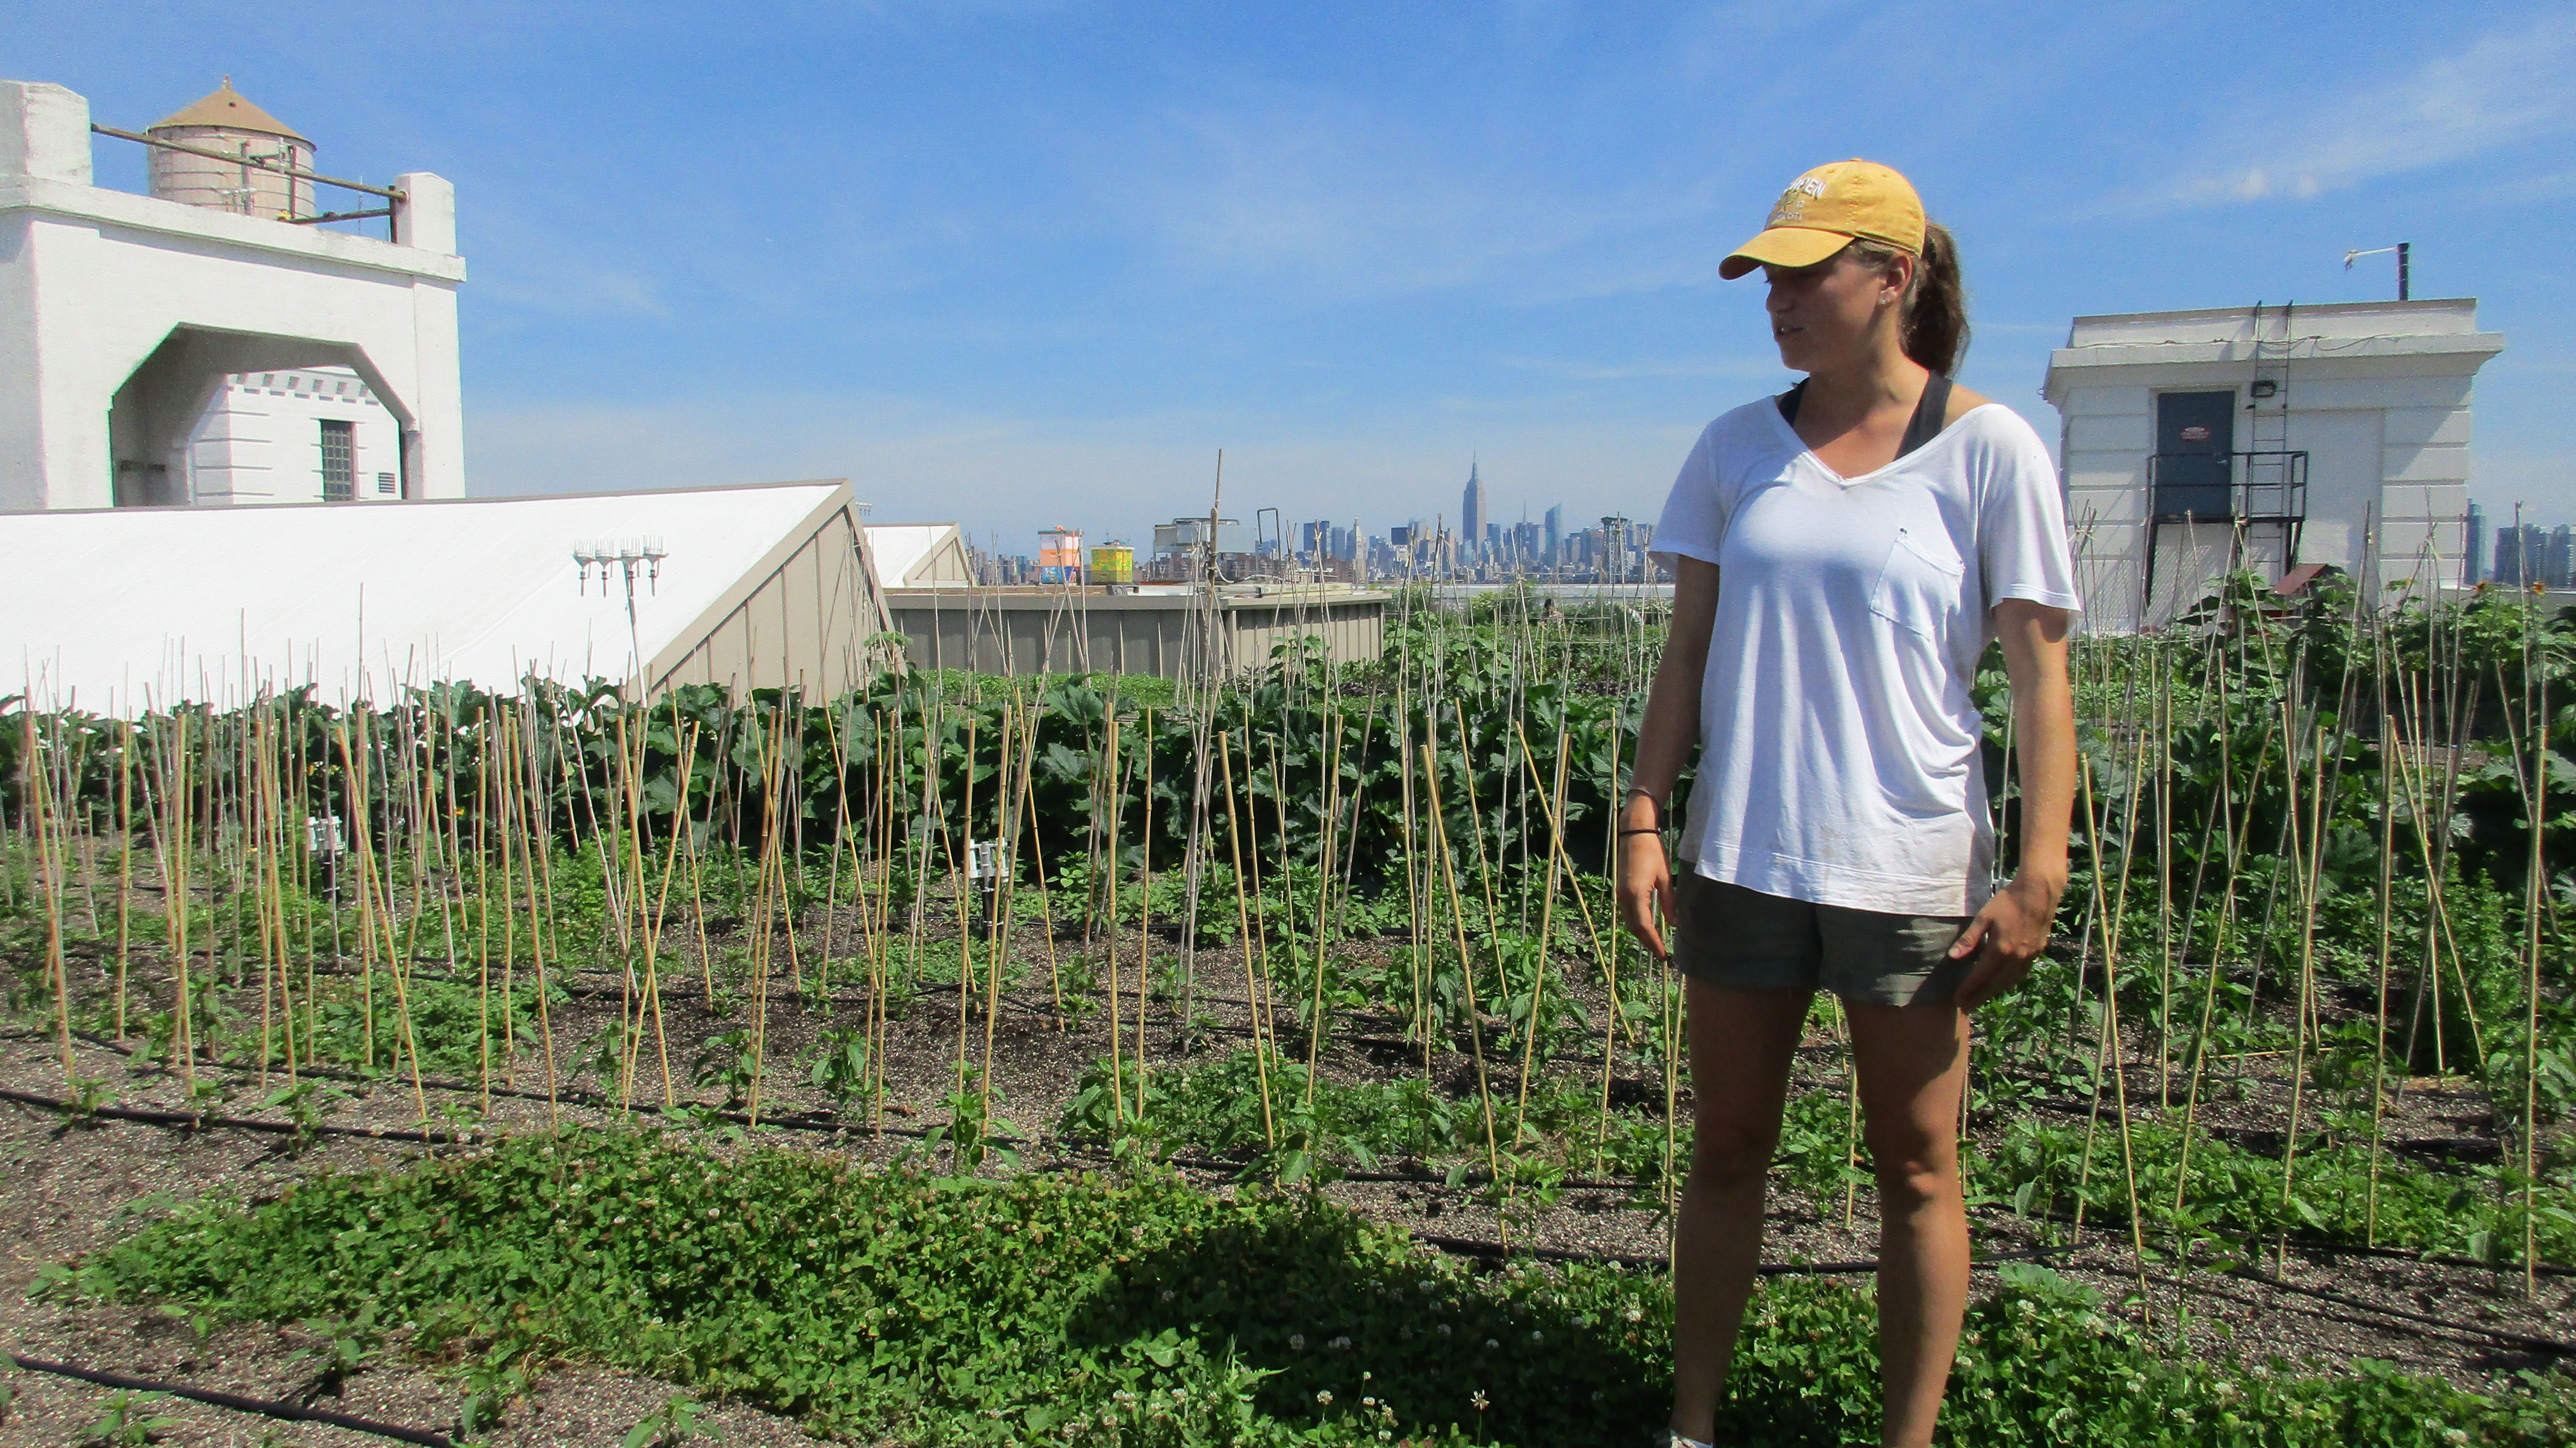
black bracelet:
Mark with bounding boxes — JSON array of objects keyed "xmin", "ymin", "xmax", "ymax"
[
  {"xmin": 1620, "ymin": 788, "xmax": 1665, "ymax": 832},
  {"xmin": 1618, "ymin": 827, "xmax": 1664, "ymax": 838}
]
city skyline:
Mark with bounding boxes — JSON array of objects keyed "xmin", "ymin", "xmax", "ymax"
[{"xmin": 17, "ymin": 6, "xmax": 2576, "ymax": 540}]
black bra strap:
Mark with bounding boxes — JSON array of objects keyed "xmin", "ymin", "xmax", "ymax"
[
  {"xmin": 1776, "ymin": 374, "xmax": 1954, "ymax": 458},
  {"xmin": 1898, "ymin": 374, "xmax": 1953, "ymax": 459}
]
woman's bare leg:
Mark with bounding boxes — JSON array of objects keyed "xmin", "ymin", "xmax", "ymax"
[
  {"xmin": 1846, "ymin": 998, "xmax": 1972, "ymax": 1448},
  {"xmin": 1668, "ymin": 980, "xmax": 1812, "ymax": 1442}
]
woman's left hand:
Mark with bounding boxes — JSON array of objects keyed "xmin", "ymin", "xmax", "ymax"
[{"xmin": 1947, "ymin": 871, "xmax": 2062, "ymax": 1009}]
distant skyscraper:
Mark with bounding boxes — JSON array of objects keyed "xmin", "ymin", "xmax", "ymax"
[
  {"xmin": 1544, "ymin": 504, "xmax": 1562, "ymax": 562},
  {"xmin": 2550, "ymin": 526, "xmax": 2576, "ymax": 589},
  {"xmin": 2464, "ymin": 502, "xmax": 2486, "ymax": 586},
  {"xmin": 1462, "ymin": 458, "xmax": 1486, "ymax": 557},
  {"xmin": 2496, "ymin": 523, "xmax": 2544, "ymax": 586}
]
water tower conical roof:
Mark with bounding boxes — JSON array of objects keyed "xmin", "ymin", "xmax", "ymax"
[{"xmin": 152, "ymin": 78, "xmax": 309, "ymax": 142}]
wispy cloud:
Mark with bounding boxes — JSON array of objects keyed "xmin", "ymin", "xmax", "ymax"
[
  {"xmin": 1088, "ymin": 83, "xmax": 1748, "ymax": 303},
  {"xmin": 2122, "ymin": 12, "xmax": 2576, "ymax": 213}
]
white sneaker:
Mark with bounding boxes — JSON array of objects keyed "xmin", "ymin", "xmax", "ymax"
[{"xmin": 1662, "ymin": 1434, "xmax": 1715, "ymax": 1448}]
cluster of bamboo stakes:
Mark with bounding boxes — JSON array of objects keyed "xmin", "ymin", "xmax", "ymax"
[{"xmin": 2, "ymin": 574, "xmax": 2567, "ymax": 1304}]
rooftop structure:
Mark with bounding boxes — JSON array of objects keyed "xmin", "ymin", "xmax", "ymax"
[
  {"xmin": 2044, "ymin": 298, "xmax": 2503, "ymax": 629},
  {"xmin": 1038, "ymin": 526, "xmax": 1083, "ymax": 584},
  {"xmin": 0, "ymin": 78, "xmax": 462, "ymax": 511},
  {"xmin": 886, "ymin": 582, "xmax": 1390, "ymax": 680},
  {"xmin": 864, "ymin": 522, "xmax": 974, "ymax": 586},
  {"xmin": 147, "ymin": 78, "xmax": 314, "ymax": 217},
  {"xmin": 0, "ymin": 480, "xmax": 894, "ymax": 714}
]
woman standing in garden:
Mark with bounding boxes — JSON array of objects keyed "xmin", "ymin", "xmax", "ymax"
[{"xmin": 1618, "ymin": 160, "xmax": 2080, "ymax": 1448}]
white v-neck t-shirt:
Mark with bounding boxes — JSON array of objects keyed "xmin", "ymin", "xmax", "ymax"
[{"xmin": 1650, "ymin": 396, "xmax": 2080, "ymax": 916}]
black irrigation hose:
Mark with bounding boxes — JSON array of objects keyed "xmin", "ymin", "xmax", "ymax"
[
  {"xmin": 2212, "ymin": 1262, "xmax": 2576, "ymax": 1357},
  {"xmin": 2014, "ymin": 1093, "xmax": 2512, "ymax": 1166},
  {"xmin": 2010, "ymin": 1202, "xmax": 2576, "ymax": 1280},
  {"xmin": 0, "ymin": 1086, "xmax": 466, "ymax": 1146},
  {"xmin": 1412, "ymin": 1233, "xmax": 2076, "ymax": 1276},
  {"xmin": 51, "ymin": 1029, "xmax": 970, "ymax": 1141},
  {"xmin": 1053, "ymin": 1138, "xmax": 1653, "ymax": 1194},
  {"xmin": 0, "ymin": 1080, "xmax": 1018, "ymax": 1150},
  {"xmin": 6, "ymin": 1353, "xmax": 455, "ymax": 1447}
]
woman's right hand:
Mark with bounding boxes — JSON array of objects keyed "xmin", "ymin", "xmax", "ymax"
[{"xmin": 1617, "ymin": 818, "xmax": 1675, "ymax": 961}]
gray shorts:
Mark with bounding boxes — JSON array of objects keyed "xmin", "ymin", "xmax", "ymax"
[{"xmin": 1670, "ymin": 870, "xmax": 1973, "ymax": 1007}]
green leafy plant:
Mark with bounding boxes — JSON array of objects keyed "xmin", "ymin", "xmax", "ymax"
[
  {"xmin": 83, "ymin": 1388, "xmax": 180, "ymax": 1446},
  {"xmin": 48, "ymin": 1129, "xmax": 2576, "ymax": 1448},
  {"xmin": 624, "ymin": 1394, "xmax": 718, "ymax": 1448},
  {"xmin": 805, "ymin": 1022, "xmax": 872, "ymax": 1112}
]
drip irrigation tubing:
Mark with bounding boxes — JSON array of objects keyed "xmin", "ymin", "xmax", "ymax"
[
  {"xmin": 0, "ymin": 1080, "xmax": 1009, "ymax": 1150},
  {"xmin": 48, "ymin": 1030, "xmax": 962, "ymax": 1140},
  {"xmin": 6, "ymin": 1353, "xmax": 455, "ymax": 1446},
  {"xmin": 2212, "ymin": 1262, "xmax": 2576, "ymax": 1356},
  {"xmin": 2012, "ymin": 1093, "xmax": 2509, "ymax": 1164},
  {"xmin": 2014, "ymin": 1204, "xmax": 2576, "ymax": 1278},
  {"xmin": 1412, "ymin": 1232, "xmax": 2076, "ymax": 1276},
  {"xmin": 0, "ymin": 1086, "xmax": 466, "ymax": 1146},
  {"xmin": 1052, "ymin": 1140, "xmax": 1652, "ymax": 1194}
]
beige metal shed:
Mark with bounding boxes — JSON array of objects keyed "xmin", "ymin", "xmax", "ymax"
[{"xmin": 886, "ymin": 584, "xmax": 1389, "ymax": 680}]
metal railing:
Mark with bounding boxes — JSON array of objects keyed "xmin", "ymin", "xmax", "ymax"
[
  {"xmin": 2147, "ymin": 449, "xmax": 2308, "ymax": 524},
  {"xmin": 90, "ymin": 124, "xmax": 406, "ymax": 240}
]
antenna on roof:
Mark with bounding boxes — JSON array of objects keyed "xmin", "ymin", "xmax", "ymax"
[{"xmin": 2343, "ymin": 242, "xmax": 2410, "ymax": 301}]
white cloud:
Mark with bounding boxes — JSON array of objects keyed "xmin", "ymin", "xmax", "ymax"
[
  {"xmin": 1086, "ymin": 83, "xmax": 1748, "ymax": 304},
  {"xmin": 2132, "ymin": 12, "xmax": 2576, "ymax": 212}
]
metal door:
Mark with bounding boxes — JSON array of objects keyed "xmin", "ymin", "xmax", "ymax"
[{"xmin": 2152, "ymin": 390, "xmax": 2234, "ymax": 520}]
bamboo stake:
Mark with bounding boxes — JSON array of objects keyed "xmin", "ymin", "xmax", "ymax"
[
  {"xmin": 1135, "ymin": 708, "xmax": 1154, "ymax": 1116},
  {"xmin": 2078, "ymin": 758, "xmax": 2156, "ymax": 1316},
  {"xmin": 1508, "ymin": 721, "xmax": 1570, "ymax": 1154},
  {"xmin": 24, "ymin": 711, "xmax": 76, "ymax": 1082},
  {"xmin": 1300, "ymin": 708, "xmax": 1343, "ymax": 1106},
  {"xmin": 2520, "ymin": 610, "xmax": 2546, "ymax": 1298},
  {"xmin": 1421, "ymin": 740, "xmax": 1501, "ymax": 1174},
  {"xmin": 114, "ymin": 718, "xmax": 134, "ymax": 1043},
  {"xmin": 510, "ymin": 710, "xmax": 560, "ymax": 1120},
  {"xmin": 1102, "ymin": 710, "xmax": 1127, "ymax": 1122},
  {"xmin": 1021, "ymin": 761, "xmax": 1066, "ymax": 1026},
  {"xmin": 1216, "ymin": 728, "xmax": 1277, "ymax": 1146}
]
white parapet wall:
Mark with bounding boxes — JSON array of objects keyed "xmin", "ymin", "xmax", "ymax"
[{"xmin": 0, "ymin": 79, "xmax": 464, "ymax": 511}]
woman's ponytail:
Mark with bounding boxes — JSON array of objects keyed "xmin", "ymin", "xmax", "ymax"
[
  {"xmin": 1846, "ymin": 222, "xmax": 1970, "ymax": 376},
  {"xmin": 1902, "ymin": 221, "xmax": 1968, "ymax": 376}
]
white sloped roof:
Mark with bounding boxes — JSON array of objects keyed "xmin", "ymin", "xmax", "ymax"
[
  {"xmin": 1, "ymin": 481, "xmax": 856, "ymax": 714},
  {"xmin": 863, "ymin": 523, "xmax": 968, "ymax": 586}
]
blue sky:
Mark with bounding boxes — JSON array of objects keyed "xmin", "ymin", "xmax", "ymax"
[{"xmin": 22, "ymin": 2, "xmax": 2576, "ymax": 552}]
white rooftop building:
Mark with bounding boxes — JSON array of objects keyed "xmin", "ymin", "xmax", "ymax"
[
  {"xmin": 0, "ymin": 481, "xmax": 896, "ymax": 714},
  {"xmin": 0, "ymin": 78, "xmax": 464, "ymax": 511},
  {"xmin": 188, "ymin": 364, "xmax": 404, "ymax": 505},
  {"xmin": 2044, "ymin": 299, "xmax": 2504, "ymax": 630},
  {"xmin": 863, "ymin": 523, "xmax": 975, "ymax": 587}
]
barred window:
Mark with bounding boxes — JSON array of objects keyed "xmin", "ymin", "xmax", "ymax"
[{"xmin": 320, "ymin": 419, "xmax": 355, "ymax": 502}]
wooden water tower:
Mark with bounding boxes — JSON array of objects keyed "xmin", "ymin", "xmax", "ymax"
[{"xmin": 146, "ymin": 78, "xmax": 314, "ymax": 218}]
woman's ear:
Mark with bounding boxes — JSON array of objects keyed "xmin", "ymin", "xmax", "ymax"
[{"xmin": 1878, "ymin": 252, "xmax": 1915, "ymax": 307}]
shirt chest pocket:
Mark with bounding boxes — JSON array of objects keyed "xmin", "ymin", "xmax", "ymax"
[{"xmin": 1868, "ymin": 526, "xmax": 1968, "ymax": 640}]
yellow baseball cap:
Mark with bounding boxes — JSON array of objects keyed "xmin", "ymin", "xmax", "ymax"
[{"xmin": 1719, "ymin": 159, "xmax": 1926, "ymax": 280}]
